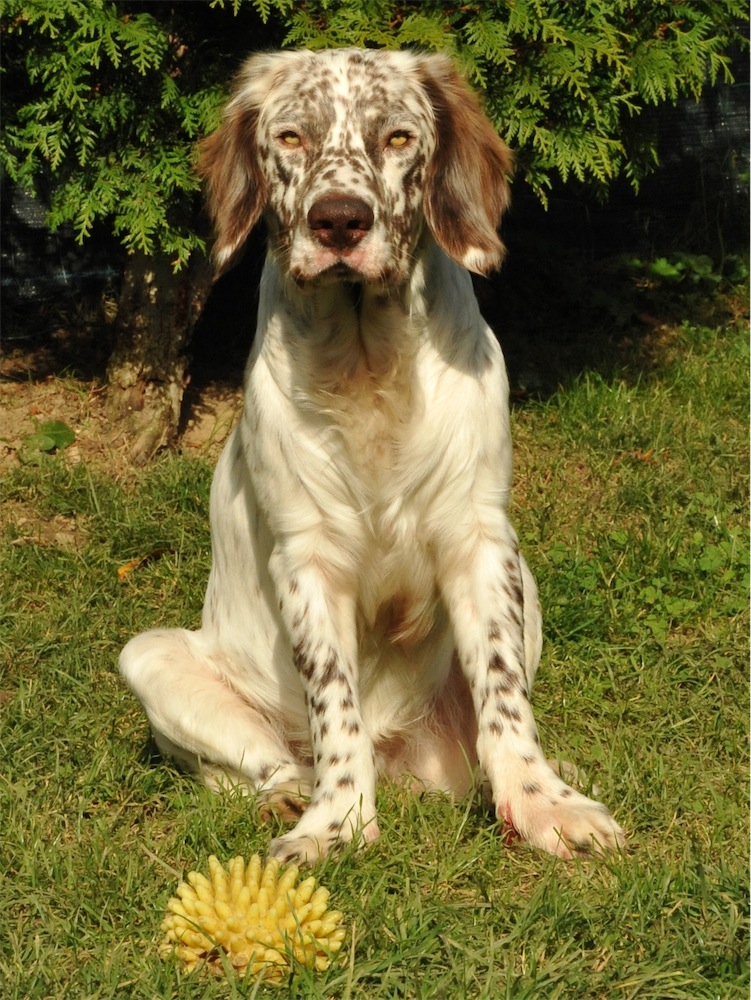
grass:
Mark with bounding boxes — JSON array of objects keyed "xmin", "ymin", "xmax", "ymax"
[{"xmin": 1, "ymin": 306, "xmax": 748, "ymax": 997}]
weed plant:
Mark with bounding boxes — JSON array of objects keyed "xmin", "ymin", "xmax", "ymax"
[{"xmin": 1, "ymin": 297, "xmax": 748, "ymax": 996}]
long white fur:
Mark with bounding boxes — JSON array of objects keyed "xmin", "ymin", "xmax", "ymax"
[{"xmin": 120, "ymin": 48, "xmax": 624, "ymax": 862}]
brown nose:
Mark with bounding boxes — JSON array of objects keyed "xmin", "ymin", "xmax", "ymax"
[{"xmin": 307, "ymin": 196, "xmax": 374, "ymax": 251}]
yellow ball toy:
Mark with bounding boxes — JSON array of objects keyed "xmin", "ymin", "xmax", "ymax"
[{"xmin": 159, "ymin": 854, "xmax": 346, "ymax": 981}]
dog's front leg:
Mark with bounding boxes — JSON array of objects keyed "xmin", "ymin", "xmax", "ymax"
[
  {"xmin": 267, "ymin": 551, "xmax": 378, "ymax": 863},
  {"xmin": 439, "ymin": 528, "xmax": 625, "ymax": 858}
]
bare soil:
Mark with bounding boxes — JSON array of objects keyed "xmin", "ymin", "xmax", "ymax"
[
  {"xmin": 0, "ymin": 333, "xmax": 242, "ymax": 480},
  {"xmin": 2, "ymin": 271, "xmax": 742, "ymax": 485}
]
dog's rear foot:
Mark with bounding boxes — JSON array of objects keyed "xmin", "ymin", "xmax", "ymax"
[{"xmin": 257, "ymin": 779, "xmax": 312, "ymax": 824}]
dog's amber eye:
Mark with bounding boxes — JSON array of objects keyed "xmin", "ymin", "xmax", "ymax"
[
  {"xmin": 387, "ymin": 131, "xmax": 411, "ymax": 148},
  {"xmin": 279, "ymin": 132, "xmax": 301, "ymax": 146}
]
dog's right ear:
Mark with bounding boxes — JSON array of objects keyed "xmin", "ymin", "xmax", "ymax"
[
  {"xmin": 197, "ymin": 107, "xmax": 266, "ymax": 273},
  {"xmin": 197, "ymin": 54, "xmax": 285, "ymax": 272}
]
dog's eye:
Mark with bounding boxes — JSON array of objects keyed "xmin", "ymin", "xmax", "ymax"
[
  {"xmin": 279, "ymin": 131, "xmax": 302, "ymax": 146},
  {"xmin": 387, "ymin": 131, "xmax": 411, "ymax": 148}
]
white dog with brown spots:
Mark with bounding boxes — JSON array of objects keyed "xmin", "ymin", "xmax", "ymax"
[{"xmin": 120, "ymin": 47, "xmax": 625, "ymax": 862}]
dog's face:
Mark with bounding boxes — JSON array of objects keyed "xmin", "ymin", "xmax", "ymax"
[
  {"xmin": 199, "ymin": 48, "xmax": 513, "ymax": 284},
  {"xmin": 255, "ymin": 49, "xmax": 437, "ymax": 285}
]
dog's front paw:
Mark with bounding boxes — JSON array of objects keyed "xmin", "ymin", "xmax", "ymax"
[
  {"xmin": 526, "ymin": 792, "xmax": 625, "ymax": 858},
  {"xmin": 268, "ymin": 831, "xmax": 332, "ymax": 864},
  {"xmin": 500, "ymin": 769, "xmax": 625, "ymax": 858},
  {"xmin": 268, "ymin": 807, "xmax": 380, "ymax": 863}
]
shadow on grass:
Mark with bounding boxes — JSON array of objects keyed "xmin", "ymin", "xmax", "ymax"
[
  {"xmin": 479, "ymin": 182, "xmax": 748, "ymax": 400},
  {"xmin": 2, "ymin": 187, "xmax": 747, "ymax": 409}
]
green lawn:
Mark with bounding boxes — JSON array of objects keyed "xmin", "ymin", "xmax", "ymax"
[{"xmin": 1, "ymin": 309, "xmax": 748, "ymax": 997}]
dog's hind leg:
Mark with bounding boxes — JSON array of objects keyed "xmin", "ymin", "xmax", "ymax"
[{"xmin": 119, "ymin": 628, "xmax": 311, "ymax": 797}]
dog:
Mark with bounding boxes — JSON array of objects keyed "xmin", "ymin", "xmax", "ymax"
[{"xmin": 120, "ymin": 47, "xmax": 625, "ymax": 862}]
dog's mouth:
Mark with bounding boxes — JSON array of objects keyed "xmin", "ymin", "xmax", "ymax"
[
  {"xmin": 326, "ymin": 261, "xmax": 362, "ymax": 280},
  {"xmin": 294, "ymin": 259, "xmax": 373, "ymax": 288},
  {"xmin": 288, "ymin": 240, "xmax": 402, "ymax": 289}
]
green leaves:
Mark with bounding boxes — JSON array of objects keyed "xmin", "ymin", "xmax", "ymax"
[
  {"xmin": 1, "ymin": 0, "xmax": 746, "ymax": 263},
  {"xmin": 19, "ymin": 420, "xmax": 76, "ymax": 464},
  {"xmin": 272, "ymin": 0, "xmax": 747, "ymax": 203},
  {"xmin": 1, "ymin": 0, "xmax": 221, "ymax": 267}
]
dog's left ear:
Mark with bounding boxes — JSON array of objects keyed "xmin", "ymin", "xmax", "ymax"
[{"xmin": 418, "ymin": 54, "xmax": 513, "ymax": 275}]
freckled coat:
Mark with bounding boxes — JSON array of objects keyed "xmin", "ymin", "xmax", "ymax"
[{"xmin": 120, "ymin": 48, "xmax": 624, "ymax": 862}]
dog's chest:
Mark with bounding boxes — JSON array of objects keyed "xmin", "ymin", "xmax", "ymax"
[
  {"xmin": 313, "ymin": 337, "xmax": 418, "ymax": 490},
  {"xmin": 330, "ymin": 379, "xmax": 407, "ymax": 485}
]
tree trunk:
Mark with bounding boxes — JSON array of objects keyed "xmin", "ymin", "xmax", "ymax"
[{"xmin": 106, "ymin": 250, "xmax": 214, "ymax": 462}]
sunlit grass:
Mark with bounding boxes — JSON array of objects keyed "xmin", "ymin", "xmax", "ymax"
[{"xmin": 1, "ymin": 318, "xmax": 747, "ymax": 998}]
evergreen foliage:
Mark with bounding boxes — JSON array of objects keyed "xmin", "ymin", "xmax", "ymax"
[
  {"xmin": 276, "ymin": 0, "xmax": 745, "ymax": 201},
  {"xmin": 1, "ymin": 0, "xmax": 745, "ymax": 266},
  {"xmin": 1, "ymin": 0, "xmax": 259, "ymax": 267}
]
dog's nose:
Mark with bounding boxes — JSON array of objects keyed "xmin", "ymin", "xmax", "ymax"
[{"xmin": 307, "ymin": 196, "xmax": 374, "ymax": 251}]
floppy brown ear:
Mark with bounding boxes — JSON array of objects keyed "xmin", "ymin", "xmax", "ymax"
[
  {"xmin": 197, "ymin": 53, "xmax": 289, "ymax": 272},
  {"xmin": 418, "ymin": 54, "xmax": 513, "ymax": 275},
  {"xmin": 197, "ymin": 111, "xmax": 265, "ymax": 272}
]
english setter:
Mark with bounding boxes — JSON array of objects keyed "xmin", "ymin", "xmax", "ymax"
[{"xmin": 120, "ymin": 48, "xmax": 625, "ymax": 861}]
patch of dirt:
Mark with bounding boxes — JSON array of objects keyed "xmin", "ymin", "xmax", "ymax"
[
  {"xmin": 5, "ymin": 504, "xmax": 87, "ymax": 549},
  {"xmin": 0, "ymin": 344, "xmax": 242, "ymax": 479},
  {"xmin": 178, "ymin": 380, "xmax": 243, "ymax": 457}
]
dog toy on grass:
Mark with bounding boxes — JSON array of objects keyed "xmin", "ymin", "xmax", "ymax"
[{"xmin": 159, "ymin": 854, "xmax": 346, "ymax": 981}]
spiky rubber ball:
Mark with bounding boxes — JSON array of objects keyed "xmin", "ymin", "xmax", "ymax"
[{"xmin": 159, "ymin": 854, "xmax": 345, "ymax": 980}]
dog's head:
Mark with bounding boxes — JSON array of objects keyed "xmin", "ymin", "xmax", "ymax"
[{"xmin": 198, "ymin": 48, "xmax": 512, "ymax": 285}]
